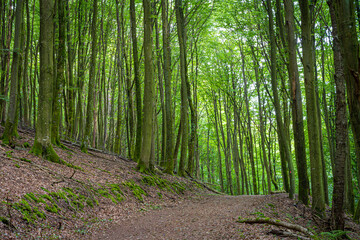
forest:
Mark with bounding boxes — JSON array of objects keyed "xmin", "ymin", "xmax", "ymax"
[{"xmin": 1, "ymin": 0, "xmax": 360, "ymax": 234}]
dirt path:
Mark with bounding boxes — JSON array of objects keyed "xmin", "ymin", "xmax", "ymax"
[{"xmin": 94, "ymin": 194, "xmax": 281, "ymax": 240}]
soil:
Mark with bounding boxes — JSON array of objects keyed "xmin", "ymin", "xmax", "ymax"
[
  {"xmin": 1, "ymin": 126, "xmax": 360, "ymax": 240},
  {"xmin": 94, "ymin": 193, "xmax": 360, "ymax": 240}
]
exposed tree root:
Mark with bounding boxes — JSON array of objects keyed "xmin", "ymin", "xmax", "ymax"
[{"xmin": 237, "ymin": 217, "xmax": 314, "ymax": 237}]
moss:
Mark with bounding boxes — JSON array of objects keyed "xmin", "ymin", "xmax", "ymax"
[
  {"xmin": 123, "ymin": 180, "xmax": 147, "ymax": 202},
  {"xmin": 12, "ymin": 199, "xmax": 46, "ymax": 224},
  {"xmin": 157, "ymin": 192, "xmax": 163, "ymax": 199},
  {"xmin": 5, "ymin": 150, "xmax": 13, "ymax": 158},
  {"xmin": 15, "ymin": 164, "xmax": 20, "ymax": 168},
  {"xmin": 20, "ymin": 157, "xmax": 31, "ymax": 163},
  {"xmin": 24, "ymin": 193, "xmax": 45, "ymax": 204},
  {"xmin": 45, "ymin": 203, "xmax": 59, "ymax": 213},
  {"xmin": 141, "ymin": 175, "xmax": 186, "ymax": 194},
  {"xmin": 0, "ymin": 216, "xmax": 9, "ymax": 225},
  {"xmin": 108, "ymin": 184, "xmax": 124, "ymax": 202}
]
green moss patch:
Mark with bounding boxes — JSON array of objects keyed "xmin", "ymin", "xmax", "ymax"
[
  {"xmin": 141, "ymin": 175, "xmax": 186, "ymax": 194},
  {"xmin": 122, "ymin": 180, "xmax": 147, "ymax": 202}
]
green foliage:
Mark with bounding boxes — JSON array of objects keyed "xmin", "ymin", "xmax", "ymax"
[{"xmin": 319, "ymin": 230, "xmax": 350, "ymax": 239}]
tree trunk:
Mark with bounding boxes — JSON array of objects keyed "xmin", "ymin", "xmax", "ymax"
[
  {"xmin": 2, "ymin": 0, "xmax": 23, "ymax": 145},
  {"xmin": 82, "ymin": 0, "xmax": 98, "ymax": 153},
  {"xmin": 30, "ymin": 0, "xmax": 60, "ymax": 163},
  {"xmin": 283, "ymin": 0, "xmax": 310, "ymax": 205},
  {"xmin": 52, "ymin": 0, "xmax": 66, "ymax": 146},
  {"xmin": 130, "ymin": 0, "xmax": 142, "ymax": 162},
  {"xmin": 299, "ymin": 0, "xmax": 325, "ymax": 215},
  {"xmin": 137, "ymin": 0, "xmax": 154, "ymax": 172}
]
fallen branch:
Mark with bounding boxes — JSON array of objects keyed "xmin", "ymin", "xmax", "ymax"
[
  {"xmin": 185, "ymin": 171, "xmax": 223, "ymax": 195},
  {"xmin": 237, "ymin": 217, "xmax": 314, "ymax": 237}
]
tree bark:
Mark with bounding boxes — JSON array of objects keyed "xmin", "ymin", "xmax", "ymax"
[
  {"xmin": 30, "ymin": 0, "xmax": 61, "ymax": 163},
  {"xmin": 2, "ymin": 0, "xmax": 23, "ymax": 145},
  {"xmin": 137, "ymin": 0, "xmax": 154, "ymax": 173},
  {"xmin": 299, "ymin": 0, "xmax": 325, "ymax": 215},
  {"xmin": 283, "ymin": 0, "xmax": 310, "ymax": 205}
]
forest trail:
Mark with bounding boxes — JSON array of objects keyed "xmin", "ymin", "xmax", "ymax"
[{"xmin": 95, "ymin": 194, "xmax": 290, "ymax": 240}]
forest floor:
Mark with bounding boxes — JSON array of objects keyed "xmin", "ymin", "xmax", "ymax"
[{"xmin": 0, "ymin": 127, "xmax": 360, "ymax": 239}]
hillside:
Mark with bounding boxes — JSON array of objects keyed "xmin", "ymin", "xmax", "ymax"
[{"xmin": 1, "ymin": 127, "xmax": 360, "ymax": 239}]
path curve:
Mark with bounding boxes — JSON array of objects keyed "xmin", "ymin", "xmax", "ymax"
[{"xmin": 94, "ymin": 194, "xmax": 280, "ymax": 240}]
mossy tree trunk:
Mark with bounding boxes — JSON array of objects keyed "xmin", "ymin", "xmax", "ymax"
[
  {"xmin": 137, "ymin": 0, "xmax": 154, "ymax": 173},
  {"xmin": 30, "ymin": 0, "xmax": 61, "ymax": 163},
  {"xmin": 2, "ymin": 0, "xmax": 23, "ymax": 145},
  {"xmin": 130, "ymin": 0, "xmax": 142, "ymax": 162},
  {"xmin": 52, "ymin": 0, "xmax": 66, "ymax": 146},
  {"xmin": 176, "ymin": 0, "xmax": 189, "ymax": 177},
  {"xmin": 283, "ymin": 0, "xmax": 310, "ymax": 205},
  {"xmin": 299, "ymin": 0, "xmax": 325, "ymax": 215}
]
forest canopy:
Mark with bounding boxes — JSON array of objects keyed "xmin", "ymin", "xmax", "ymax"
[{"xmin": 1, "ymin": 0, "xmax": 360, "ymax": 231}]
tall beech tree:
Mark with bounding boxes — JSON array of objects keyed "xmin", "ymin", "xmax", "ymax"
[
  {"xmin": 30, "ymin": 0, "xmax": 60, "ymax": 162},
  {"xmin": 137, "ymin": 0, "xmax": 154, "ymax": 172}
]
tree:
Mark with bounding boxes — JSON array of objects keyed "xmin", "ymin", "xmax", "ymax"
[
  {"xmin": 299, "ymin": 0, "xmax": 325, "ymax": 215},
  {"xmin": 1, "ymin": 0, "xmax": 23, "ymax": 145},
  {"xmin": 328, "ymin": 0, "xmax": 348, "ymax": 230},
  {"xmin": 162, "ymin": 0, "xmax": 174, "ymax": 174},
  {"xmin": 82, "ymin": 0, "xmax": 99, "ymax": 153},
  {"xmin": 266, "ymin": 0, "xmax": 294, "ymax": 198},
  {"xmin": 130, "ymin": 0, "xmax": 142, "ymax": 162},
  {"xmin": 283, "ymin": 0, "xmax": 309, "ymax": 205},
  {"xmin": 176, "ymin": 0, "xmax": 189, "ymax": 177},
  {"xmin": 137, "ymin": 0, "xmax": 154, "ymax": 172},
  {"xmin": 30, "ymin": 0, "xmax": 60, "ymax": 163}
]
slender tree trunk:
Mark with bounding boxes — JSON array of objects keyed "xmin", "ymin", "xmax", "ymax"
[
  {"xmin": 266, "ymin": 0, "xmax": 294, "ymax": 198},
  {"xmin": 299, "ymin": 0, "xmax": 325, "ymax": 215},
  {"xmin": 161, "ymin": 0, "xmax": 174, "ymax": 174},
  {"xmin": 240, "ymin": 45, "xmax": 257, "ymax": 195},
  {"xmin": 82, "ymin": 0, "xmax": 98, "ymax": 152},
  {"xmin": 2, "ymin": 0, "xmax": 23, "ymax": 145},
  {"xmin": 52, "ymin": 0, "xmax": 66, "ymax": 146},
  {"xmin": 130, "ymin": 0, "xmax": 142, "ymax": 162},
  {"xmin": 284, "ymin": 0, "xmax": 310, "ymax": 205},
  {"xmin": 252, "ymin": 46, "xmax": 271, "ymax": 195},
  {"xmin": 328, "ymin": 0, "xmax": 347, "ymax": 230},
  {"xmin": 213, "ymin": 94, "xmax": 224, "ymax": 192},
  {"xmin": 176, "ymin": 0, "xmax": 189, "ymax": 177}
]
